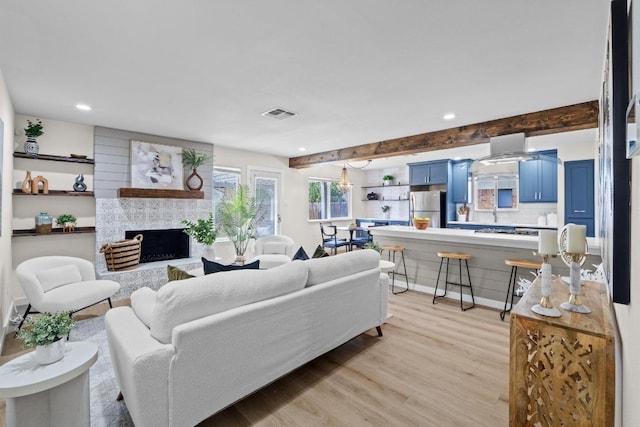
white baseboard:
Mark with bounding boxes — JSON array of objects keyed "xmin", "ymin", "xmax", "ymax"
[{"xmin": 392, "ymin": 281, "xmax": 505, "ymax": 311}]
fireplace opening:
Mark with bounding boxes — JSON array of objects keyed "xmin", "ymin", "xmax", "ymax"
[{"xmin": 125, "ymin": 228, "xmax": 190, "ymax": 263}]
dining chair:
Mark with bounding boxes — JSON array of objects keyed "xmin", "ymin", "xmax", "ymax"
[{"xmin": 319, "ymin": 223, "xmax": 350, "ymax": 254}]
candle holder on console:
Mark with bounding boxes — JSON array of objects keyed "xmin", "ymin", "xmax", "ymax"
[
  {"xmin": 531, "ymin": 229, "xmax": 561, "ymax": 317},
  {"xmin": 558, "ymin": 224, "xmax": 591, "ymax": 314}
]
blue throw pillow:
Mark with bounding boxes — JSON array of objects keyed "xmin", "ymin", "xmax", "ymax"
[
  {"xmin": 292, "ymin": 246, "xmax": 309, "ymax": 261},
  {"xmin": 201, "ymin": 257, "xmax": 260, "ymax": 275}
]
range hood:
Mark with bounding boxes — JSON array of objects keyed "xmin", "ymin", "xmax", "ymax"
[{"xmin": 470, "ymin": 133, "xmax": 561, "ymax": 172}]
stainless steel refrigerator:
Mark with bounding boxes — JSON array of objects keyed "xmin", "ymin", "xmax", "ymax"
[{"xmin": 410, "ymin": 190, "xmax": 447, "ymax": 228}]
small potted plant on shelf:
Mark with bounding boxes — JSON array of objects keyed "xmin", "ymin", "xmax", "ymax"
[
  {"xmin": 56, "ymin": 214, "xmax": 77, "ymax": 233},
  {"xmin": 381, "ymin": 205, "xmax": 391, "ymax": 219},
  {"xmin": 182, "ymin": 148, "xmax": 213, "ymax": 191},
  {"xmin": 17, "ymin": 312, "xmax": 75, "ymax": 365},
  {"xmin": 382, "ymin": 175, "xmax": 394, "ymax": 186},
  {"xmin": 181, "ymin": 213, "xmax": 217, "ymax": 259},
  {"xmin": 24, "ymin": 118, "xmax": 44, "ymax": 157}
]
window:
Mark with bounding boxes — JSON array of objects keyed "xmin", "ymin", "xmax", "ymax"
[
  {"xmin": 474, "ymin": 175, "xmax": 518, "ymax": 210},
  {"xmin": 213, "ymin": 167, "xmax": 241, "ymax": 229},
  {"xmin": 308, "ymin": 178, "xmax": 351, "ymax": 220}
]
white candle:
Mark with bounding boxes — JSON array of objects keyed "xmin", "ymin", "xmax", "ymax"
[
  {"xmin": 566, "ymin": 224, "xmax": 587, "ymax": 254},
  {"xmin": 538, "ymin": 230, "xmax": 557, "ymax": 255}
]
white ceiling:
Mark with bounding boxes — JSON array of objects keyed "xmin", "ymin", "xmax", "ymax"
[{"xmin": 0, "ymin": 1, "xmax": 609, "ymax": 167}]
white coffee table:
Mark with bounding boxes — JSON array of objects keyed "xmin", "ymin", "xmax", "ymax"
[{"xmin": 0, "ymin": 341, "xmax": 98, "ymax": 427}]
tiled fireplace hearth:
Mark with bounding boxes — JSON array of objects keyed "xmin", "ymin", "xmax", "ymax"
[{"xmin": 95, "ymin": 198, "xmax": 211, "ymax": 297}]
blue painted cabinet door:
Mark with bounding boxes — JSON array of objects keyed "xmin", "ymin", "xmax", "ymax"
[
  {"xmin": 539, "ymin": 152, "xmax": 558, "ymax": 202},
  {"xmin": 428, "ymin": 161, "xmax": 449, "ymax": 185},
  {"xmin": 409, "ymin": 163, "xmax": 429, "ymax": 185},
  {"xmin": 451, "ymin": 160, "xmax": 471, "ymax": 203},
  {"xmin": 518, "ymin": 160, "xmax": 539, "ymax": 203},
  {"xmin": 565, "ymin": 160, "xmax": 594, "ymax": 236}
]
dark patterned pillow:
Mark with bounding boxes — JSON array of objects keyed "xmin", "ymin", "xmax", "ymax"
[
  {"xmin": 292, "ymin": 246, "xmax": 309, "ymax": 260},
  {"xmin": 202, "ymin": 257, "xmax": 261, "ymax": 275},
  {"xmin": 167, "ymin": 265, "xmax": 195, "ymax": 282},
  {"xmin": 312, "ymin": 245, "xmax": 330, "ymax": 258}
]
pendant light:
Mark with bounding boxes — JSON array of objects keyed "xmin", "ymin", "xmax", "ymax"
[{"xmin": 337, "ymin": 165, "xmax": 353, "ymax": 193}]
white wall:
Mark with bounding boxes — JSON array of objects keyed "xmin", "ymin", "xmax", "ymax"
[{"xmin": 0, "ymin": 70, "xmax": 15, "ymax": 333}]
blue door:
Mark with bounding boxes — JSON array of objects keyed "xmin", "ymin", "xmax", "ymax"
[{"xmin": 565, "ymin": 160, "xmax": 594, "ymax": 236}]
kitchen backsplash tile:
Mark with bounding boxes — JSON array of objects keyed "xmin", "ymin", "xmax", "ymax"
[{"xmin": 463, "ymin": 202, "xmax": 558, "ymax": 226}]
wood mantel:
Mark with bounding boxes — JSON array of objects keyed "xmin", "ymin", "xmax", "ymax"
[{"xmin": 118, "ymin": 188, "xmax": 204, "ymax": 199}]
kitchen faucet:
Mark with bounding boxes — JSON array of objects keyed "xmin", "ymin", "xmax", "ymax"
[{"xmin": 493, "ymin": 206, "xmax": 497, "ymax": 223}]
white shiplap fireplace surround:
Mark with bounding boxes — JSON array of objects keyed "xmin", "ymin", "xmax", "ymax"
[{"xmin": 93, "ymin": 127, "xmax": 214, "ymax": 298}]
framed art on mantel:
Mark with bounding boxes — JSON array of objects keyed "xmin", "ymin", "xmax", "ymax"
[{"xmin": 130, "ymin": 140, "xmax": 184, "ymax": 190}]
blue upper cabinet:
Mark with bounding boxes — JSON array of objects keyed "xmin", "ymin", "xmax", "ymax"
[
  {"xmin": 565, "ymin": 160, "xmax": 595, "ymax": 236},
  {"xmin": 409, "ymin": 160, "xmax": 450, "ymax": 185},
  {"xmin": 450, "ymin": 159, "xmax": 472, "ymax": 203},
  {"xmin": 519, "ymin": 150, "xmax": 558, "ymax": 203}
]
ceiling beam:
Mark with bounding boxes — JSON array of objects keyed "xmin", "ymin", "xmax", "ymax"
[{"xmin": 288, "ymin": 100, "xmax": 599, "ymax": 169}]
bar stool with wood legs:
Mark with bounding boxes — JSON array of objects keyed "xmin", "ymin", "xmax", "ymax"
[
  {"xmin": 380, "ymin": 245, "xmax": 409, "ymax": 294},
  {"xmin": 432, "ymin": 251, "xmax": 475, "ymax": 311},
  {"xmin": 499, "ymin": 258, "xmax": 542, "ymax": 321}
]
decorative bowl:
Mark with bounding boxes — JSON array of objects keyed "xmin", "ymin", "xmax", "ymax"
[{"xmin": 414, "ymin": 219, "xmax": 430, "ymax": 230}]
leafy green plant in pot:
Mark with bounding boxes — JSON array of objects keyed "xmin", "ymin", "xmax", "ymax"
[
  {"xmin": 24, "ymin": 118, "xmax": 44, "ymax": 157},
  {"xmin": 17, "ymin": 312, "xmax": 75, "ymax": 365},
  {"xmin": 381, "ymin": 204, "xmax": 391, "ymax": 219},
  {"xmin": 382, "ymin": 175, "xmax": 394, "ymax": 185},
  {"xmin": 363, "ymin": 241, "xmax": 382, "ymax": 254},
  {"xmin": 182, "ymin": 148, "xmax": 213, "ymax": 191},
  {"xmin": 181, "ymin": 213, "xmax": 217, "ymax": 259},
  {"xmin": 217, "ymin": 185, "xmax": 265, "ymax": 263},
  {"xmin": 56, "ymin": 214, "xmax": 77, "ymax": 226}
]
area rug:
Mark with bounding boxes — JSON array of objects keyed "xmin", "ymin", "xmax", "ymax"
[{"xmin": 69, "ymin": 316, "xmax": 134, "ymax": 427}]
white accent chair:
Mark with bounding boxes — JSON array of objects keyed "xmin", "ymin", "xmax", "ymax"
[
  {"xmin": 15, "ymin": 256, "xmax": 121, "ymax": 330},
  {"xmin": 249, "ymin": 235, "xmax": 295, "ymax": 269}
]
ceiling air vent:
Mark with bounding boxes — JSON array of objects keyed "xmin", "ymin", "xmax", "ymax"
[{"xmin": 261, "ymin": 108, "xmax": 297, "ymax": 120}]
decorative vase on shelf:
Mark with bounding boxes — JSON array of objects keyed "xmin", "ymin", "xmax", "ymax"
[
  {"xmin": 35, "ymin": 339, "xmax": 66, "ymax": 365},
  {"xmin": 35, "ymin": 212, "xmax": 53, "ymax": 234},
  {"xmin": 21, "ymin": 171, "xmax": 32, "ymax": 194},
  {"xmin": 186, "ymin": 168, "xmax": 204, "ymax": 191},
  {"xmin": 383, "ymin": 211, "xmax": 390, "ymax": 219},
  {"xmin": 202, "ymin": 244, "xmax": 216, "ymax": 261},
  {"xmin": 24, "ymin": 137, "xmax": 39, "ymax": 157}
]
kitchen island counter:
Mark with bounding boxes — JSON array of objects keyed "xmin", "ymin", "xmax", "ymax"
[
  {"xmin": 368, "ymin": 226, "xmax": 602, "ymax": 309},
  {"xmin": 370, "ymin": 225, "xmax": 600, "ymax": 255},
  {"xmin": 448, "ymin": 220, "xmax": 558, "ymax": 230}
]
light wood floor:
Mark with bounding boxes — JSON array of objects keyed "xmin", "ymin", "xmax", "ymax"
[{"xmin": 1, "ymin": 292, "xmax": 510, "ymax": 426}]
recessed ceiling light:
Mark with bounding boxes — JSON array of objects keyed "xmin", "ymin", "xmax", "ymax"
[
  {"xmin": 443, "ymin": 113, "xmax": 456, "ymax": 120},
  {"xmin": 76, "ymin": 104, "xmax": 92, "ymax": 111},
  {"xmin": 299, "ymin": 147, "xmax": 306, "ymax": 152}
]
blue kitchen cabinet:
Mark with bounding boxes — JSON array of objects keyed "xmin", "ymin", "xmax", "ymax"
[
  {"xmin": 519, "ymin": 150, "xmax": 558, "ymax": 203},
  {"xmin": 409, "ymin": 160, "xmax": 450, "ymax": 185},
  {"xmin": 565, "ymin": 160, "xmax": 595, "ymax": 236},
  {"xmin": 450, "ymin": 159, "xmax": 472, "ymax": 203}
]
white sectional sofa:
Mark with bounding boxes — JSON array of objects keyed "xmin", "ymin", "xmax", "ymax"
[{"xmin": 105, "ymin": 249, "xmax": 388, "ymax": 427}]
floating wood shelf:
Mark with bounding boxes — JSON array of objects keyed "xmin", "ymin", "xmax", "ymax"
[
  {"xmin": 12, "ymin": 226, "xmax": 96, "ymax": 237},
  {"xmin": 13, "ymin": 152, "xmax": 95, "ymax": 164},
  {"xmin": 13, "ymin": 189, "xmax": 94, "ymax": 197},
  {"xmin": 361, "ymin": 184, "xmax": 409, "ymax": 189},
  {"xmin": 118, "ymin": 188, "xmax": 204, "ymax": 199}
]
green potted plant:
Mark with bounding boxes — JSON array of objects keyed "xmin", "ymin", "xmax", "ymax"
[
  {"xmin": 182, "ymin": 213, "xmax": 217, "ymax": 259},
  {"xmin": 381, "ymin": 205, "xmax": 391, "ymax": 219},
  {"xmin": 363, "ymin": 241, "xmax": 382, "ymax": 253},
  {"xmin": 217, "ymin": 185, "xmax": 265, "ymax": 263},
  {"xmin": 56, "ymin": 214, "xmax": 77, "ymax": 227},
  {"xmin": 24, "ymin": 118, "xmax": 44, "ymax": 157},
  {"xmin": 17, "ymin": 312, "xmax": 75, "ymax": 365},
  {"xmin": 382, "ymin": 175, "xmax": 394, "ymax": 186},
  {"xmin": 182, "ymin": 148, "xmax": 213, "ymax": 191}
]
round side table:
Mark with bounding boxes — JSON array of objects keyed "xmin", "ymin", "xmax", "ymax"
[{"xmin": 0, "ymin": 341, "xmax": 98, "ymax": 427}]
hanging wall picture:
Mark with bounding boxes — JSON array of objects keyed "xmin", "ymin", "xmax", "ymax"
[{"xmin": 130, "ymin": 140, "xmax": 183, "ymax": 190}]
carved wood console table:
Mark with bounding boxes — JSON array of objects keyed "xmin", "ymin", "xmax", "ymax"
[{"xmin": 509, "ymin": 278, "xmax": 615, "ymax": 426}]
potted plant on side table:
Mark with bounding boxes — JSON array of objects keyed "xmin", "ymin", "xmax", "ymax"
[
  {"xmin": 182, "ymin": 148, "xmax": 213, "ymax": 191},
  {"xmin": 17, "ymin": 312, "xmax": 75, "ymax": 365},
  {"xmin": 217, "ymin": 185, "xmax": 265, "ymax": 264},
  {"xmin": 181, "ymin": 213, "xmax": 217, "ymax": 259}
]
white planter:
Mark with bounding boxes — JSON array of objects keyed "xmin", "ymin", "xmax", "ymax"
[
  {"xmin": 202, "ymin": 245, "xmax": 216, "ymax": 261},
  {"xmin": 35, "ymin": 339, "xmax": 66, "ymax": 365}
]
